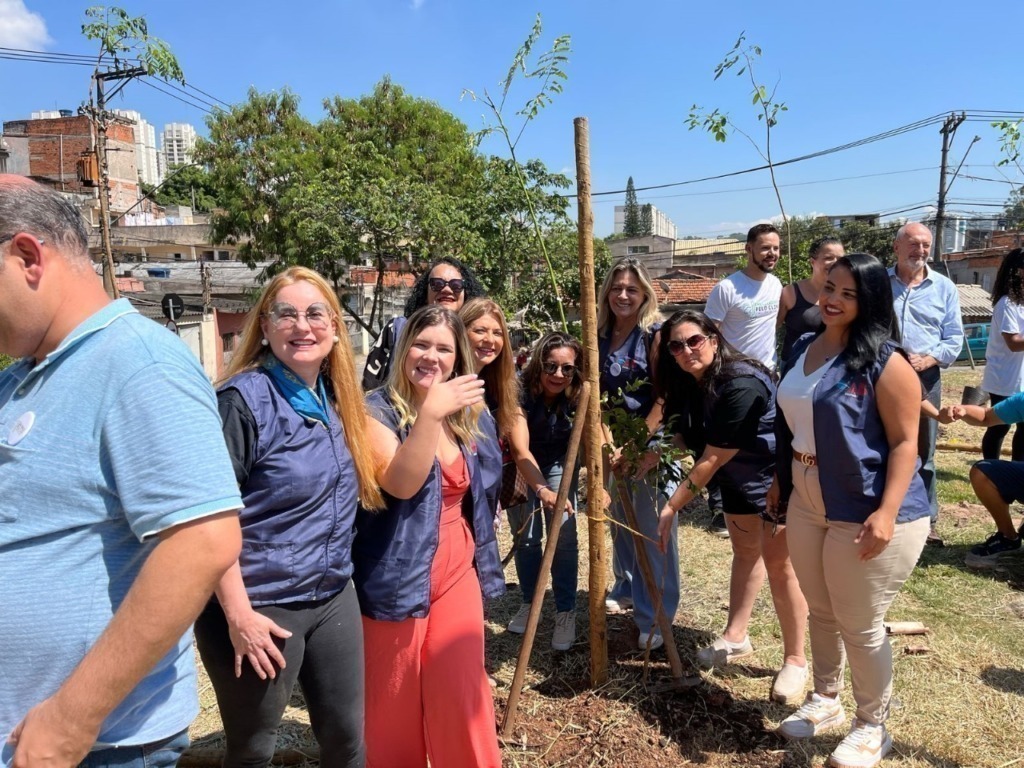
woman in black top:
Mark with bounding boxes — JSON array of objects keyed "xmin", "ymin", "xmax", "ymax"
[
  {"xmin": 777, "ymin": 236, "xmax": 844, "ymax": 364},
  {"xmin": 654, "ymin": 310, "xmax": 808, "ymax": 705}
]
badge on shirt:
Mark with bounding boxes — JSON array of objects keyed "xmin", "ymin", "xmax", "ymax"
[
  {"xmin": 609, "ymin": 362, "xmax": 622, "ymax": 377},
  {"xmin": 7, "ymin": 411, "xmax": 35, "ymax": 446}
]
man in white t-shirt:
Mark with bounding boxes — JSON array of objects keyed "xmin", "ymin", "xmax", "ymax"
[
  {"xmin": 705, "ymin": 223, "xmax": 783, "ymax": 368},
  {"xmin": 701, "ymin": 223, "xmax": 782, "ymax": 537}
]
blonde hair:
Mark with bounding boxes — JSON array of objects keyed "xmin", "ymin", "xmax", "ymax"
[
  {"xmin": 384, "ymin": 305, "xmax": 482, "ymax": 445},
  {"xmin": 458, "ymin": 298, "xmax": 520, "ymax": 438},
  {"xmin": 220, "ymin": 266, "xmax": 383, "ymax": 510},
  {"xmin": 596, "ymin": 257, "xmax": 662, "ymax": 337}
]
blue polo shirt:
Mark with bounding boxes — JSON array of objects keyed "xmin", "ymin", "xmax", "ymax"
[
  {"xmin": 889, "ymin": 265, "xmax": 964, "ymax": 368},
  {"xmin": 993, "ymin": 391, "xmax": 1024, "ymax": 426},
  {"xmin": 0, "ymin": 300, "xmax": 242, "ymax": 759}
]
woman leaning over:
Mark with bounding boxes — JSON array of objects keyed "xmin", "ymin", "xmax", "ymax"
[
  {"xmin": 777, "ymin": 236, "xmax": 844, "ymax": 365},
  {"xmin": 195, "ymin": 267, "xmax": 382, "ymax": 767},
  {"xmin": 354, "ymin": 305, "xmax": 504, "ymax": 767},
  {"xmin": 504, "ymin": 332, "xmax": 586, "ymax": 651},
  {"xmin": 598, "ymin": 256, "xmax": 679, "ymax": 651},
  {"xmin": 653, "ymin": 311, "xmax": 808, "ymax": 705},
  {"xmin": 770, "ymin": 253, "xmax": 930, "ymax": 768}
]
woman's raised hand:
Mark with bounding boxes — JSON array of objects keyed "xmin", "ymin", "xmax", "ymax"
[{"xmin": 420, "ymin": 374, "xmax": 486, "ymax": 421}]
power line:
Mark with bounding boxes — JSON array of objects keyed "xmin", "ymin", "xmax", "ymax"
[{"xmin": 136, "ymin": 78, "xmax": 213, "ymax": 115}]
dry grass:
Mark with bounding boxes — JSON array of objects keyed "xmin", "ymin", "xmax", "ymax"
[{"xmin": 189, "ymin": 364, "xmax": 1024, "ymax": 767}]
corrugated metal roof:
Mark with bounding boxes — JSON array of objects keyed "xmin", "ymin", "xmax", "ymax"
[{"xmin": 958, "ymin": 284, "xmax": 992, "ymax": 320}]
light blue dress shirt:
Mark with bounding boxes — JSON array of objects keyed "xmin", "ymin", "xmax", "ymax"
[{"xmin": 889, "ymin": 264, "xmax": 964, "ymax": 368}]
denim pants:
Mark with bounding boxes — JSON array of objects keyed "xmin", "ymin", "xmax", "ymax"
[
  {"xmin": 506, "ymin": 463, "xmax": 579, "ymax": 612},
  {"xmin": 608, "ymin": 472, "xmax": 680, "ymax": 635},
  {"xmin": 918, "ymin": 367, "xmax": 941, "ymax": 521},
  {"xmin": 76, "ymin": 730, "xmax": 189, "ymax": 768}
]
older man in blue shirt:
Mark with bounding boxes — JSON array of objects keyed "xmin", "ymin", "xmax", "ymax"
[{"xmin": 889, "ymin": 221, "xmax": 964, "ymax": 546}]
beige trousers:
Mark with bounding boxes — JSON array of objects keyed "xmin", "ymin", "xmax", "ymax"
[{"xmin": 786, "ymin": 461, "xmax": 929, "ymax": 724}]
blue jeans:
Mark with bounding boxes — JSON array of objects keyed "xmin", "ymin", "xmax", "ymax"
[
  {"xmin": 77, "ymin": 730, "xmax": 189, "ymax": 768},
  {"xmin": 608, "ymin": 473, "xmax": 680, "ymax": 635},
  {"xmin": 506, "ymin": 463, "xmax": 579, "ymax": 612},
  {"xmin": 918, "ymin": 367, "xmax": 940, "ymax": 522}
]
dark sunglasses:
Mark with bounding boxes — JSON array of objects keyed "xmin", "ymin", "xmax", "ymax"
[
  {"xmin": 542, "ymin": 362, "xmax": 577, "ymax": 377},
  {"xmin": 427, "ymin": 277, "xmax": 465, "ymax": 294},
  {"xmin": 667, "ymin": 334, "xmax": 710, "ymax": 355}
]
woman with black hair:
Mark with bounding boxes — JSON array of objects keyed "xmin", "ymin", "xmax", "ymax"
[
  {"xmin": 777, "ymin": 236, "xmax": 844, "ymax": 364},
  {"xmin": 361, "ymin": 256, "xmax": 487, "ymax": 391},
  {"xmin": 653, "ymin": 310, "xmax": 808, "ymax": 705},
  {"xmin": 505, "ymin": 332, "xmax": 585, "ymax": 650},
  {"xmin": 980, "ymin": 247, "xmax": 1024, "ymax": 460},
  {"xmin": 770, "ymin": 253, "xmax": 929, "ymax": 768}
]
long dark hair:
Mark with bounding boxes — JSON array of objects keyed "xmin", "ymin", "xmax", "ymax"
[
  {"xmin": 403, "ymin": 256, "xmax": 487, "ymax": 317},
  {"xmin": 655, "ymin": 310, "xmax": 770, "ymax": 415},
  {"xmin": 990, "ymin": 248, "xmax": 1024, "ymax": 307},
  {"xmin": 829, "ymin": 253, "xmax": 900, "ymax": 373},
  {"xmin": 522, "ymin": 331, "xmax": 585, "ymax": 409}
]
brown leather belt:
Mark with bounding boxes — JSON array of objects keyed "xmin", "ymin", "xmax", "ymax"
[{"xmin": 793, "ymin": 450, "xmax": 817, "ymax": 467}]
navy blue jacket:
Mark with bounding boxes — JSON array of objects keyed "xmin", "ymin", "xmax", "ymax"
[
  {"xmin": 353, "ymin": 390, "xmax": 505, "ymax": 621},
  {"xmin": 776, "ymin": 336, "xmax": 930, "ymax": 525},
  {"xmin": 222, "ymin": 370, "xmax": 358, "ymax": 607}
]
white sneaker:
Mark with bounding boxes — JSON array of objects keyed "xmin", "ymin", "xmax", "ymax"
[
  {"xmin": 507, "ymin": 604, "xmax": 531, "ymax": 634},
  {"xmin": 696, "ymin": 635, "xmax": 753, "ymax": 669},
  {"xmin": 605, "ymin": 595, "xmax": 633, "ymax": 613},
  {"xmin": 778, "ymin": 692, "xmax": 846, "ymax": 740},
  {"xmin": 552, "ymin": 611, "xmax": 576, "ymax": 651},
  {"xmin": 637, "ymin": 631, "xmax": 664, "ymax": 651},
  {"xmin": 829, "ymin": 719, "xmax": 892, "ymax": 768},
  {"xmin": 771, "ymin": 662, "xmax": 809, "ymax": 705}
]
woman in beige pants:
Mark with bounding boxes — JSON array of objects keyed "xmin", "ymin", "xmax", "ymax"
[{"xmin": 769, "ymin": 253, "xmax": 930, "ymax": 768}]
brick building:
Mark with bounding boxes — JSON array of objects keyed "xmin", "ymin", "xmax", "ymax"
[
  {"xmin": 944, "ymin": 230, "xmax": 1024, "ymax": 291},
  {"xmin": 2, "ymin": 114, "xmax": 139, "ymax": 213}
]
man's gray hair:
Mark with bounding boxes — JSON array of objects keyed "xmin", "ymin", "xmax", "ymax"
[{"xmin": 0, "ymin": 178, "xmax": 91, "ymax": 263}]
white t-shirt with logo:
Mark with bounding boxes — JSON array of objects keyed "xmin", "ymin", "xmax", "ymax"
[
  {"xmin": 705, "ymin": 270, "xmax": 782, "ymax": 367},
  {"xmin": 982, "ymin": 295, "xmax": 1024, "ymax": 397}
]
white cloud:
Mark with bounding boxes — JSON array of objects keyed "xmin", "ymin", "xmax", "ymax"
[{"xmin": 0, "ymin": 0, "xmax": 52, "ymax": 49}]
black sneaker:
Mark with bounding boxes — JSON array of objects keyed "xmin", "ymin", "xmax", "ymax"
[
  {"xmin": 709, "ymin": 512, "xmax": 729, "ymax": 538},
  {"xmin": 965, "ymin": 531, "xmax": 1022, "ymax": 570},
  {"xmin": 925, "ymin": 524, "xmax": 944, "ymax": 547}
]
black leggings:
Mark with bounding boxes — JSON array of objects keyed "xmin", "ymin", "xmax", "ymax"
[
  {"xmin": 194, "ymin": 581, "xmax": 365, "ymax": 768},
  {"xmin": 983, "ymin": 393, "xmax": 1024, "ymax": 461}
]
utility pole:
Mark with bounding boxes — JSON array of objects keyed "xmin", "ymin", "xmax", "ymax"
[
  {"xmin": 934, "ymin": 112, "xmax": 966, "ymax": 265},
  {"xmin": 92, "ymin": 66, "xmax": 146, "ymax": 299}
]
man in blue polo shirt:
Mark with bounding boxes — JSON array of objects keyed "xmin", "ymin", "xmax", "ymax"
[
  {"xmin": 889, "ymin": 221, "xmax": 964, "ymax": 546},
  {"xmin": 0, "ymin": 176, "xmax": 243, "ymax": 767},
  {"xmin": 947, "ymin": 394, "xmax": 1024, "ymax": 569}
]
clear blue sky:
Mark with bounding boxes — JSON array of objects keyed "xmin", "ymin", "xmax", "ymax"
[{"xmin": 2, "ymin": 0, "xmax": 1021, "ymax": 237}]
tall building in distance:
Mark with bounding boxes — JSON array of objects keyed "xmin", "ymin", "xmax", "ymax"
[
  {"xmin": 161, "ymin": 122, "xmax": 197, "ymax": 170},
  {"xmin": 114, "ymin": 109, "xmax": 161, "ymax": 186},
  {"xmin": 613, "ymin": 204, "xmax": 678, "ymax": 240}
]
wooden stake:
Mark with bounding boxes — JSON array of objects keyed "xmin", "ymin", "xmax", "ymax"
[
  {"xmin": 501, "ymin": 384, "xmax": 592, "ymax": 738},
  {"xmin": 574, "ymin": 117, "xmax": 609, "ymax": 687},
  {"xmin": 612, "ymin": 471, "xmax": 685, "ymax": 681}
]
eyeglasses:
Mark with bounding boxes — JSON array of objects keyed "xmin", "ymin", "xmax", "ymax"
[
  {"xmin": 263, "ymin": 302, "xmax": 334, "ymax": 330},
  {"xmin": 542, "ymin": 362, "xmax": 577, "ymax": 377},
  {"xmin": 427, "ymin": 277, "xmax": 465, "ymax": 294},
  {"xmin": 667, "ymin": 334, "xmax": 710, "ymax": 355}
]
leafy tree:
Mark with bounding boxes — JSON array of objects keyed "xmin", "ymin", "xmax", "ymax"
[
  {"xmin": 1003, "ymin": 188, "xmax": 1024, "ymax": 230},
  {"xmin": 193, "ymin": 87, "xmax": 318, "ymax": 272},
  {"xmin": 640, "ymin": 203, "xmax": 653, "ymax": 236},
  {"xmin": 623, "ymin": 176, "xmax": 640, "ymax": 236},
  {"xmin": 141, "ymin": 164, "xmax": 217, "ymax": 211},
  {"xmin": 83, "ymin": 5, "xmax": 183, "ymax": 79}
]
